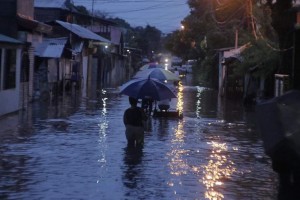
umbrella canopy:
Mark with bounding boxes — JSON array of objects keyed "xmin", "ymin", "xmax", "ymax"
[
  {"xmin": 133, "ymin": 68, "xmax": 180, "ymax": 81},
  {"xmin": 139, "ymin": 63, "xmax": 163, "ymax": 70},
  {"xmin": 119, "ymin": 77, "xmax": 177, "ymax": 101},
  {"xmin": 256, "ymin": 90, "xmax": 300, "ymax": 157}
]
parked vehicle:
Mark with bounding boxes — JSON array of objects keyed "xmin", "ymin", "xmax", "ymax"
[{"xmin": 181, "ymin": 59, "xmax": 196, "ymax": 73}]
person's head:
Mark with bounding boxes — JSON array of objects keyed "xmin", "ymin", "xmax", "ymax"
[{"xmin": 129, "ymin": 97, "xmax": 138, "ymax": 106}]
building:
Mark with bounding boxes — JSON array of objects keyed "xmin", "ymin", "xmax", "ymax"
[
  {"xmin": 0, "ymin": 0, "xmax": 52, "ymax": 117},
  {"xmin": 0, "ymin": 34, "xmax": 23, "ymax": 116},
  {"xmin": 34, "ymin": 0, "xmax": 127, "ymax": 98}
]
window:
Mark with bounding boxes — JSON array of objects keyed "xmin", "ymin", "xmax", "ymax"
[{"xmin": 3, "ymin": 49, "xmax": 16, "ymax": 89}]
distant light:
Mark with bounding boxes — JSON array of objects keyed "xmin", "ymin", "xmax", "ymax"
[
  {"xmin": 181, "ymin": 25, "xmax": 185, "ymax": 30},
  {"xmin": 105, "ymin": 45, "xmax": 108, "ymax": 49},
  {"xmin": 165, "ymin": 58, "xmax": 169, "ymax": 62}
]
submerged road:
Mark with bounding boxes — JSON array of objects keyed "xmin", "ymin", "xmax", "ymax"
[{"xmin": 0, "ymin": 74, "xmax": 278, "ymax": 199}]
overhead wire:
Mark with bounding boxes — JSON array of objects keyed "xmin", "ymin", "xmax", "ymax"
[
  {"xmin": 74, "ymin": 0, "xmax": 183, "ymax": 7},
  {"xmin": 250, "ymin": 12, "xmax": 293, "ymax": 52},
  {"xmin": 73, "ymin": 0, "xmax": 189, "ymax": 32},
  {"xmin": 210, "ymin": 2, "xmax": 246, "ymax": 27},
  {"xmin": 75, "ymin": 0, "xmax": 180, "ymax": 3},
  {"xmin": 101, "ymin": 3, "xmax": 187, "ymax": 14}
]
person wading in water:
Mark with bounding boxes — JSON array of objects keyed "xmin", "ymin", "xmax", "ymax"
[{"xmin": 123, "ymin": 97, "xmax": 147, "ymax": 148}]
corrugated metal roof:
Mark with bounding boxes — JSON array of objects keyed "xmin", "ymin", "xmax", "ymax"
[
  {"xmin": 34, "ymin": 0, "xmax": 69, "ymax": 10},
  {"xmin": 222, "ymin": 43, "xmax": 250, "ymax": 62},
  {"xmin": 34, "ymin": 37, "xmax": 67, "ymax": 58},
  {"xmin": 56, "ymin": 20, "xmax": 111, "ymax": 43},
  {"xmin": 0, "ymin": 34, "xmax": 23, "ymax": 44}
]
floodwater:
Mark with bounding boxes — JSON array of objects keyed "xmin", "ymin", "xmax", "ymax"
[{"xmin": 0, "ymin": 74, "xmax": 278, "ymax": 200}]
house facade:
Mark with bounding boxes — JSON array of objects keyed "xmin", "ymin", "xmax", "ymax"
[
  {"xmin": 87, "ymin": 20, "xmax": 127, "ymax": 89},
  {"xmin": 217, "ymin": 43, "xmax": 265, "ymax": 106},
  {"xmin": 0, "ymin": 34, "xmax": 23, "ymax": 116},
  {"xmin": 34, "ymin": 0, "xmax": 127, "ymax": 99},
  {"xmin": 52, "ymin": 20, "xmax": 111, "ymax": 98},
  {"xmin": 33, "ymin": 37, "xmax": 70, "ymax": 99},
  {"xmin": 0, "ymin": 0, "xmax": 52, "ymax": 117}
]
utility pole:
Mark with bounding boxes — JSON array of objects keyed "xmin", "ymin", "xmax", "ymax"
[
  {"xmin": 246, "ymin": 0, "xmax": 257, "ymax": 39},
  {"xmin": 91, "ymin": 0, "xmax": 95, "ymax": 31},
  {"xmin": 235, "ymin": 29, "xmax": 238, "ymax": 49}
]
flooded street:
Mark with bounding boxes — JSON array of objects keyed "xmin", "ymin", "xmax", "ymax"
[{"xmin": 0, "ymin": 74, "xmax": 278, "ymax": 200}]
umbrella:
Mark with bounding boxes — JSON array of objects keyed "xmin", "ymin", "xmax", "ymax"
[
  {"xmin": 119, "ymin": 77, "xmax": 177, "ymax": 101},
  {"xmin": 139, "ymin": 63, "xmax": 163, "ymax": 70},
  {"xmin": 133, "ymin": 68, "xmax": 180, "ymax": 81},
  {"xmin": 256, "ymin": 90, "xmax": 300, "ymax": 157}
]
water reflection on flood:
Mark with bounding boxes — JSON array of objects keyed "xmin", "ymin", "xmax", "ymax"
[
  {"xmin": 96, "ymin": 89, "xmax": 108, "ymax": 184},
  {"xmin": 202, "ymin": 141, "xmax": 236, "ymax": 200},
  {"xmin": 176, "ymin": 82, "xmax": 184, "ymax": 115},
  {"xmin": 0, "ymin": 74, "xmax": 278, "ymax": 200}
]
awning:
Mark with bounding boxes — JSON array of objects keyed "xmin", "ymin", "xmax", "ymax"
[
  {"xmin": 0, "ymin": 34, "xmax": 23, "ymax": 44},
  {"xmin": 56, "ymin": 20, "xmax": 111, "ymax": 43},
  {"xmin": 34, "ymin": 37, "xmax": 67, "ymax": 58},
  {"xmin": 223, "ymin": 43, "xmax": 250, "ymax": 61},
  {"xmin": 17, "ymin": 14, "xmax": 52, "ymax": 34}
]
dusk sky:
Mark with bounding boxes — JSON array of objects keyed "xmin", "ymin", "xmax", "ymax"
[{"xmin": 72, "ymin": 0, "xmax": 190, "ymax": 33}]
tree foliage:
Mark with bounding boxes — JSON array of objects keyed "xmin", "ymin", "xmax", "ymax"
[
  {"xmin": 75, "ymin": 5, "xmax": 89, "ymax": 15},
  {"xmin": 165, "ymin": 1, "xmax": 253, "ymax": 61},
  {"xmin": 125, "ymin": 25, "xmax": 162, "ymax": 58},
  {"xmin": 234, "ymin": 39, "xmax": 280, "ymax": 77},
  {"xmin": 165, "ymin": 0, "xmax": 297, "ymax": 87},
  {"xmin": 255, "ymin": 0, "xmax": 295, "ymax": 74}
]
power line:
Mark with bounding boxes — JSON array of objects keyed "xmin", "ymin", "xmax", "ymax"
[
  {"xmin": 73, "ymin": 0, "xmax": 187, "ymax": 11},
  {"xmin": 75, "ymin": 0, "xmax": 181, "ymax": 3},
  {"xmin": 72, "ymin": 0, "xmax": 189, "ymax": 32}
]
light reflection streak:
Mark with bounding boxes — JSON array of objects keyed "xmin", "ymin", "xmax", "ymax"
[
  {"xmin": 202, "ymin": 141, "xmax": 236, "ymax": 200},
  {"xmin": 98, "ymin": 89, "xmax": 108, "ymax": 141},
  {"xmin": 196, "ymin": 86, "xmax": 205, "ymax": 118},
  {"xmin": 97, "ymin": 89, "xmax": 109, "ymax": 183},
  {"xmin": 167, "ymin": 84, "xmax": 188, "ymax": 195},
  {"xmin": 168, "ymin": 120, "xmax": 190, "ymax": 181},
  {"xmin": 176, "ymin": 81, "xmax": 184, "ymax": 115}
]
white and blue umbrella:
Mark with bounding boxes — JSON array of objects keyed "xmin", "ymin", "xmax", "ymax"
[
  {"xmin": 133, "ymin": 68, "xmax": 180, "ymax": 81},
  {"xmin": 139, "ymin": 63, "xmax": 163, "ymax": 70}
]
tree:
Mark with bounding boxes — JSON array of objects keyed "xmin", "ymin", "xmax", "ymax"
[
  {"xmin": 75, "ymin": 5, "xmax": 90, "ymax": 15},
  {"xmin": 165, "ymin": 0, "xmax": 254, "ymax": 87},
  {"xmin": 235, "ymin": 39, "xmax": 280, "ymax": 77},
  {"xmin": 257, "ymin": 0, "xmax": 295, "ymax": 74},
  {"xmin": 104, "ymin": 16, "xmax": 163, "ymax": 59}
]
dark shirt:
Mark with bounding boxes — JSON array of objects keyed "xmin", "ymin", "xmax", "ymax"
[{"xmin": 123, "ymin": 106, "xmax": 147, "ymax": 127}]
